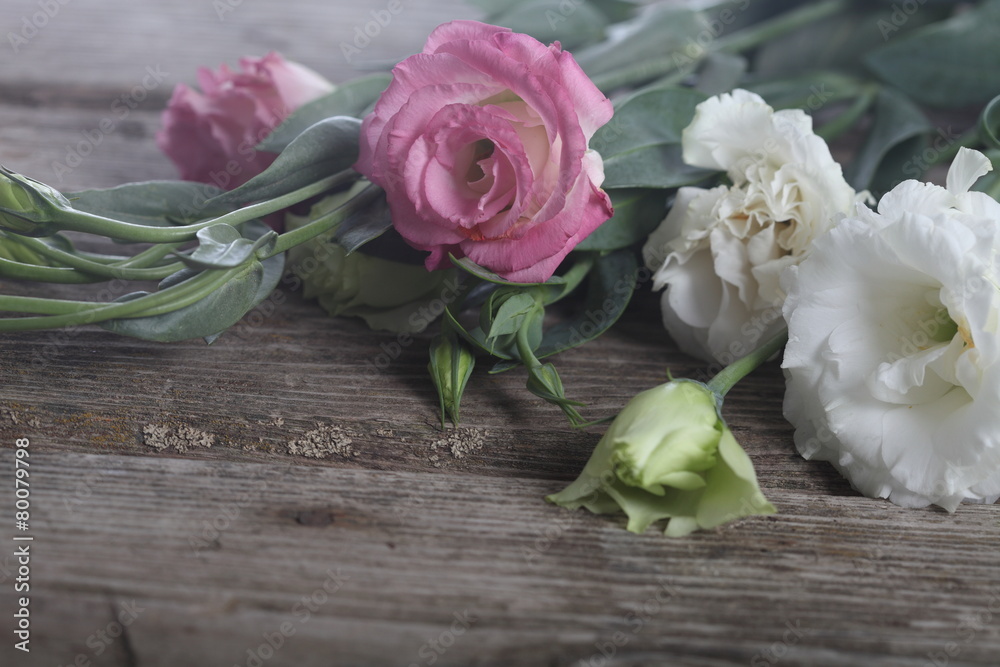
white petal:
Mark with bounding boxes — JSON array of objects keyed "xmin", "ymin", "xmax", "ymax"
[{"xmin": 946, "ymin": 147, "xmax": 993, "ymax": 196}]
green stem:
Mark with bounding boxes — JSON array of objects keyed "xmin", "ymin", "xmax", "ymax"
[
  {"xmin": 590, "ymin": 0, "xmax": 848, "ymax": 91},
  {"xmin": 816, "ymin": 84, "xmax": 879, "ymax": 142},
  {"xmin": 207, "ymin": 170, "xmax": 356, "ymax": 229},
  {"xmin": 265, "ymin": 182, "xmax": 383, "ymax": 257},
  {"xmin": 591, "ymin": 55, "xmax": 690, "ymax": 93},
  {"xmin": 716, "ymin": 0, "xmax": 848, "ymax": 54},
  {"xmin": 51, "ymin": 172, "xmax": 351, "ymax": 243},
  {"xmin": 515, "ymin": 316, "xmax": 543, "ymax": 370},
  {"xmin": 0, "ymin": 295, "xmax": 105, "ymax": 316},
  {"xmin": 112, "ymin": 242, "xmax": 185, "ymax": 269},
  {"xmin": 0, "ymin": 257, "xmax": 99, "ymax": 284},
  {"xmin": 14, "ymin": 236, "xmax": 184, "ymax": 280},
  {"xmin": 707, "ymin": 329, "xmax": 788, "ymax": 399},
  {"xmin": 0, "ymin": 266, "xmax": 238, "ymax": 331}
]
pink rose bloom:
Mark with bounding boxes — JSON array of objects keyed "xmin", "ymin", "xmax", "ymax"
[
  {"xmin": 157, "ymin": 52, "xmax": 333, "ymax": 191},
  {"xmin": 355, "ymin": 21, "xmax": 614, "ymax": 283}
]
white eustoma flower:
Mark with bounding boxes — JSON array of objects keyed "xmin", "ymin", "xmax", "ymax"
[
  {"xmin": 782, "ymin": 148, "xmax": 1000, "ymax": 511},
  {"xmin": 642, "ymin": 89, "xmax": 861, "ymax": 365}
]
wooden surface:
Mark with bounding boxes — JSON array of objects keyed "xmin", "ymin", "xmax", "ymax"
[{"xmin": 1, "ymin": 2, "xmax": 999, "ymax": 666}]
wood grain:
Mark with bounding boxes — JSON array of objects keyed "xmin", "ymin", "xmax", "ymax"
[
  {"xmin": 0, "ymin": 1, "xmax": 998, "ymax": 666},
  {"xmin": 3, "ymin": 451, "xmax": 1000, "ymax": 667}
]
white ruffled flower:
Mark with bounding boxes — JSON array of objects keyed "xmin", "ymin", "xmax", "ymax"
[
  {"xmin": 642, "ymin": 89, "xmax": 861, "ymax": 365},
  {"xmin": 782, "ymin": 148, "xmax": 1000, "ymax": 511}
]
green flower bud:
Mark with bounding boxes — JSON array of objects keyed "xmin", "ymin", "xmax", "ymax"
[
  {"xmin": 479, "ymin": 287, "xmax": 542, "ymax": 355},
  {"xmin": 0, "ymin": 167, "xmax": 70, "ymax": 236},
  {"xmin": 428, "ymin": 327, "xmax": 476, "ymax": 426},
  {"xmin": 0, "ymin": 232, "xmax": 53, "ymax": 266},
  {"xmin": 547, "ymin": 379, "xmax": 775, "ymax": 537},
  {"xmin": 286, "ymin": 188, "xmax": 456, "ymax": 333}
]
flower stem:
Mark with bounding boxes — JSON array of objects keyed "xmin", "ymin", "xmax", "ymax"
[
  {"xmin": 0, "ymin": 257, "xmax": 98, "ymax": 284},
  {"xmin": 707, "ymin": 329, "xmax": 788, "ymax": 399},
  {"xmin": 52, "ymin": 172, "xmax": 350, "ymax": 243},
  {"xmin": 13, "ymin": 235, "xmax": 184, "ymax": 280},
  {"xmin": 590, "ymin": 0, "xmax": 848, "ymax": 92},
  {"xmin": 0, "ymin": 266, "xmax": 239, "ymax": 331},
  {"xmin": 816, "ymin": 84, "xmax": 879, "ymax": 142},
  {"xmin": 265, "ymin": 182, "xmax": 383, "ymax": 257},
  {"xmin": 715, "ymin": 0, "xmax": 848, "ymax": 54}
]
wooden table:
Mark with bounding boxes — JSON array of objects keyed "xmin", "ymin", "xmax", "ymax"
[{"xmin": 1, "ymin": 1, "xmax": 998, "ymax": 665}]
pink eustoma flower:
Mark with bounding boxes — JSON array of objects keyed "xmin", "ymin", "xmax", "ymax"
[
  {"xmin": 157, "ymin": 52, "xmax": 333, "ymax": 192},
  {"xmin": 355, "ymin": 21, "xmax": 614, "ymax": 283}
]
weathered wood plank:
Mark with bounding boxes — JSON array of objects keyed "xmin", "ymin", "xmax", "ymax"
[
  {"xmin": 1, "ymin": 451, "xmax": 998, "ymax": 667},
  {"xmin": 3, "ymin": 0, "xmax": 482, "ymax": 88},
  {"xmin": 1, "ymin": 1, "xmax": 998, "ymax": 665}
]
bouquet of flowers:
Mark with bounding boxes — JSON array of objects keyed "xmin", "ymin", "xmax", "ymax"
[{"xmin": 3, "ymin": 0, "xmax": 1000, "ymax": 536}]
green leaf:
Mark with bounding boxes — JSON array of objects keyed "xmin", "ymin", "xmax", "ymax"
[
  {"xmin": 573, "ymin": 6, "xmax": 710, "ymax": 77},
  {"xmin": 586, "ymin": 0, "xmax": 636, "ymax": 23},
  {"xmin": 256, "ymin": 74, "xmax": 391, "ymax": 153},
  {"xmin": 593, "ymin": 86, "xmax": 706, "ymax": 158},
  {"xmin": 575, "ymin": 189, "xmax": 667, "ymax": 252},
  {"xmin": 66, "ymin": 181, "xmax": 227, "ymax": 226},
  {"xmin": 865, "ymin": 0, "xmax": 1000, "ymax": 108},
  {"xmin": 206, "ymin": 117, "xmax": 361, "ymax": 209},
  {"xmin": 591, "ymin": 86, "xmax": 711, "ymax": 189},
  {"xmin": 845, "ymin": 87, "xmax": 930, "ymax": 193},
  {"xmin": 472, "ymin": 0, "xmax": 635, "ymax": 26},
  {"xmin": 525, "ymin": 361, "xmax": 588, "ymax": 426},
  {"xmin": 482, "ymin": 291, "xmax": 537, "ymax": 341},
  {"xmin": 177, "ymin": 223, "xmax": 278, "ymax": 270},
  {"xmin": 334, "ymin": 187, "xmax": 393, "ymax": 253},
  {"xmin": 602, "ymin": 145, "xmax": 712, "ymax": 189},
  {"xmin": 745, "ymin": 71, "xmax": 864, "ymax": 112},
  {"xmin": 534, "ymin": 248, "xmax": 637, "ymax": 354},
  {"xmin": 444, "ymin": 307, "xmax": 514, "ymax": 361},
  {"xmin": 450, "ymin": 255, "xmax": 567, "ymax": 287},
  {"xmin": 482, "ymin": 0, "xmax": 609, "ymax": 51},
  {"xmin": 490, "ymin": 248, "xmax": 637, "ymax": 371},
  {"xmin": 99, "ymin": 221, "xmax": 284, "ymax": 342},
  {"xmin": 753, "ymin": 4, "xmax": 953, "ymax": 79}
]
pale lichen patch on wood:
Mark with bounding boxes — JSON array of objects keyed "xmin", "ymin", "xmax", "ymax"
[
  {"xmin": 142, "ymin": 423, "xmax": 216, "ymax": 452},
  {"xmin": 287, "ymin": 423, "xmax": 359, "ymax": 459}
]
